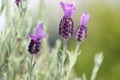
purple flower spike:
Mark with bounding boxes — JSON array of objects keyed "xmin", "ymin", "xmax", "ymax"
[
  {"xmin": 59, "ymin": 2, "xmax": 76, "ymax": 39},
  {"xmin": 80, "ymin": 12, "xmax": 90, "ymax": 27},
  {"xmin": 28, "ymin": 23, "xmax": 46, "ymax": 54},
  {"xmin": 76, "ymin": 12, "xmax": 90, "ymax": 42},
  {"xmin": 60, "ymin": 2, "xmax": 76, "ymax": 18}
]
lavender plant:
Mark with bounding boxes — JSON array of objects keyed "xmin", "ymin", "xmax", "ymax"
[
  {"xmin": 0, "ymin": 0, "xmax": 104, "ymax": 80},
  {"xmin": 56, "ymin": 2, "xmax": 92, "ymax": 80},
  {"xmin": 57, "ymin": 2, "xmax": 76, "ymax": 80},
  {"xmin": 27, "ymin": 23, "xmax": 46, "ymax": 80}
]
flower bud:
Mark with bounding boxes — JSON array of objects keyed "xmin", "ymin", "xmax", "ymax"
[{"xmin": 76, "ymin": 12, "xmax": 90, "ymax": 42}]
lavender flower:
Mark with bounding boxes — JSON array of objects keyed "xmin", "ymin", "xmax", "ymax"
[
  {"xmin": 15, "ymin": 0, "xmax": 21, "ymax": 7},
  {"xmin": 76, "ymin": 12, "xmax": 90, "ymax": 42},
  {"xmin": 28, "ymin": 23, "xmax": 46, "ymax": 54},
  {"xmin": 59, "ymin": 2, "xmax": 76, "ymax": 39}
]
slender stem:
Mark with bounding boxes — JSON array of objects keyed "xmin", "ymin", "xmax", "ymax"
[
  {"xmin": 31, "ymin": 55, "xmax": 33, "ymax": 65},
  {"xmin": 75, "ymin": 42, "xmax": 81, "ymax": 54},
  {"xmin": 90, "ymin": 65, "xmax": 99, "ymax": 80},
  {"xmin": 65, "ymin": 42, "xmax": 81, "ymax": 80},
  {"xmin": 29, "ymin": 55, "xmax": 33, "ymax": 80},
  {"xmin": 63, "ymin": 38, "xmax": 68, "ymax": 64},
  {"xmin": 63, "ymin": 39, "xmax": 67, "ymax": 53},
  {"xmin": 18, "ymin": 0, "xmax": 31, "ymax": 31},
  {"xmin": 62, "ymin": 39, "xmax": 68, "ymax": 80},
  {"xmin": 90, "ymin": 53, "xmax": 103, "ymax": 80}
]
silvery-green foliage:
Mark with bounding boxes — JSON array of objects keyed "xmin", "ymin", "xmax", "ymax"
[
  {"xmin": 78, "ymin": 53, "xmax": 103, "ymax": 80},
  {"xmin": 90, "ymin": 52, "xmax": 103, "ymax": 80},
  {"xmin": 55, "ymin": 41, "xmax": 103, "ymax": 80}
]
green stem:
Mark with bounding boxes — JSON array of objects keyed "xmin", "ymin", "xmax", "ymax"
[
  {"xmin": 29, "ymin": 55, "xmax": 33, "ymax": 80},
  {"xmin": 63, "ymin": 39, "xmax": 67, "ymax": 53},
  {"xmin": 66, "ymin": 42, "xmax": 81, "ymax": 80},
  {"xmin": 75, "ymin": 42, "xmax": 81, "ymax": 54},
  {"xmin": 18, "ymin": 0, "xmax": 31, "ymax": 33},
  {"xmin": 62, "ymin": 39, "xmax": 67, "ymax": 80},
  {"xmin": 56, "ymin": 39, "xmax": 68, "ymax": 80}
]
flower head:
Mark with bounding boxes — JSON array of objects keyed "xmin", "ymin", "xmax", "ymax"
[
  {"xmin": 76, "ymin": 12, "xmax": 90, "ymax": 42},
  {"xmin": 60, "ymin": 2, "xmax": 76, "ymax": 18},
  {"xmin": 15, "ymin": 0, "xmax": 21, "ymax": 7},
  {"xmin": 28, "ymin": 23, "xmax": 46, "ymax": 54},
  {"xmin": 59, "ymin": 2, "xmax": 76, "ymax": 39}
]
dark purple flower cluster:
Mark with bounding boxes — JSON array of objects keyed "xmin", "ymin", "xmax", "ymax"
[
  {"xmin": 28, "ymin": 39, "xmax": 40, "ymax": 54},
  {"xmin": 15, "ymin": 0, "xmax": 21, "ymax": 7}
]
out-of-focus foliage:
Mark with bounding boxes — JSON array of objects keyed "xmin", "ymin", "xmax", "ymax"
[{"xmin": 0, "ymin": 0, "xmax": 62, "ymax": 80}]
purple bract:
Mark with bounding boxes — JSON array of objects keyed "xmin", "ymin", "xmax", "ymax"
[
  {"xmin": 28, "ymin": 23, "xmax": 46, "ymax": 54},
  {"xmin": 29, "ymin": 23, "xmax": 46, "ymax": 42},
  {"xmin": 60, "ymin": 2, "xmax": 76, "ymax": 18},
  {"xmin": 80, "ymin": 12, "xmax": 90, "ymax": 27}
]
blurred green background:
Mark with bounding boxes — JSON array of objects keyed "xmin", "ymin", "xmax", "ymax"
[{"xmin": 35, "ymin": 0, "xmax": 120, "ymax": 80}]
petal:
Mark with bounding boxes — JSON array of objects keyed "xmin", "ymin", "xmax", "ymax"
[
  {"xmin": 29, "ymin": 23, "xmax": 46, "ymax": 42},
  {"xmin": 60, "ymin": 2, "xmax": 76, "ymax": 18},
  {"xmin": 36, "ymin": 32, "xmax": 46, "ymax": 40},
  {"xmin": 80, "ymin": 12, "xmax": 90, "ymax": 27},
  {"xmin": 29, "ymin": 34, "xmax": 36, "ymax": 40},
  {"xmin": 35, "ymin": 23, "xmax": 44, "ymax": 35},
  {"xmin": 35, "ymin": 23, "xmax": 46, "ymax": 40}
]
